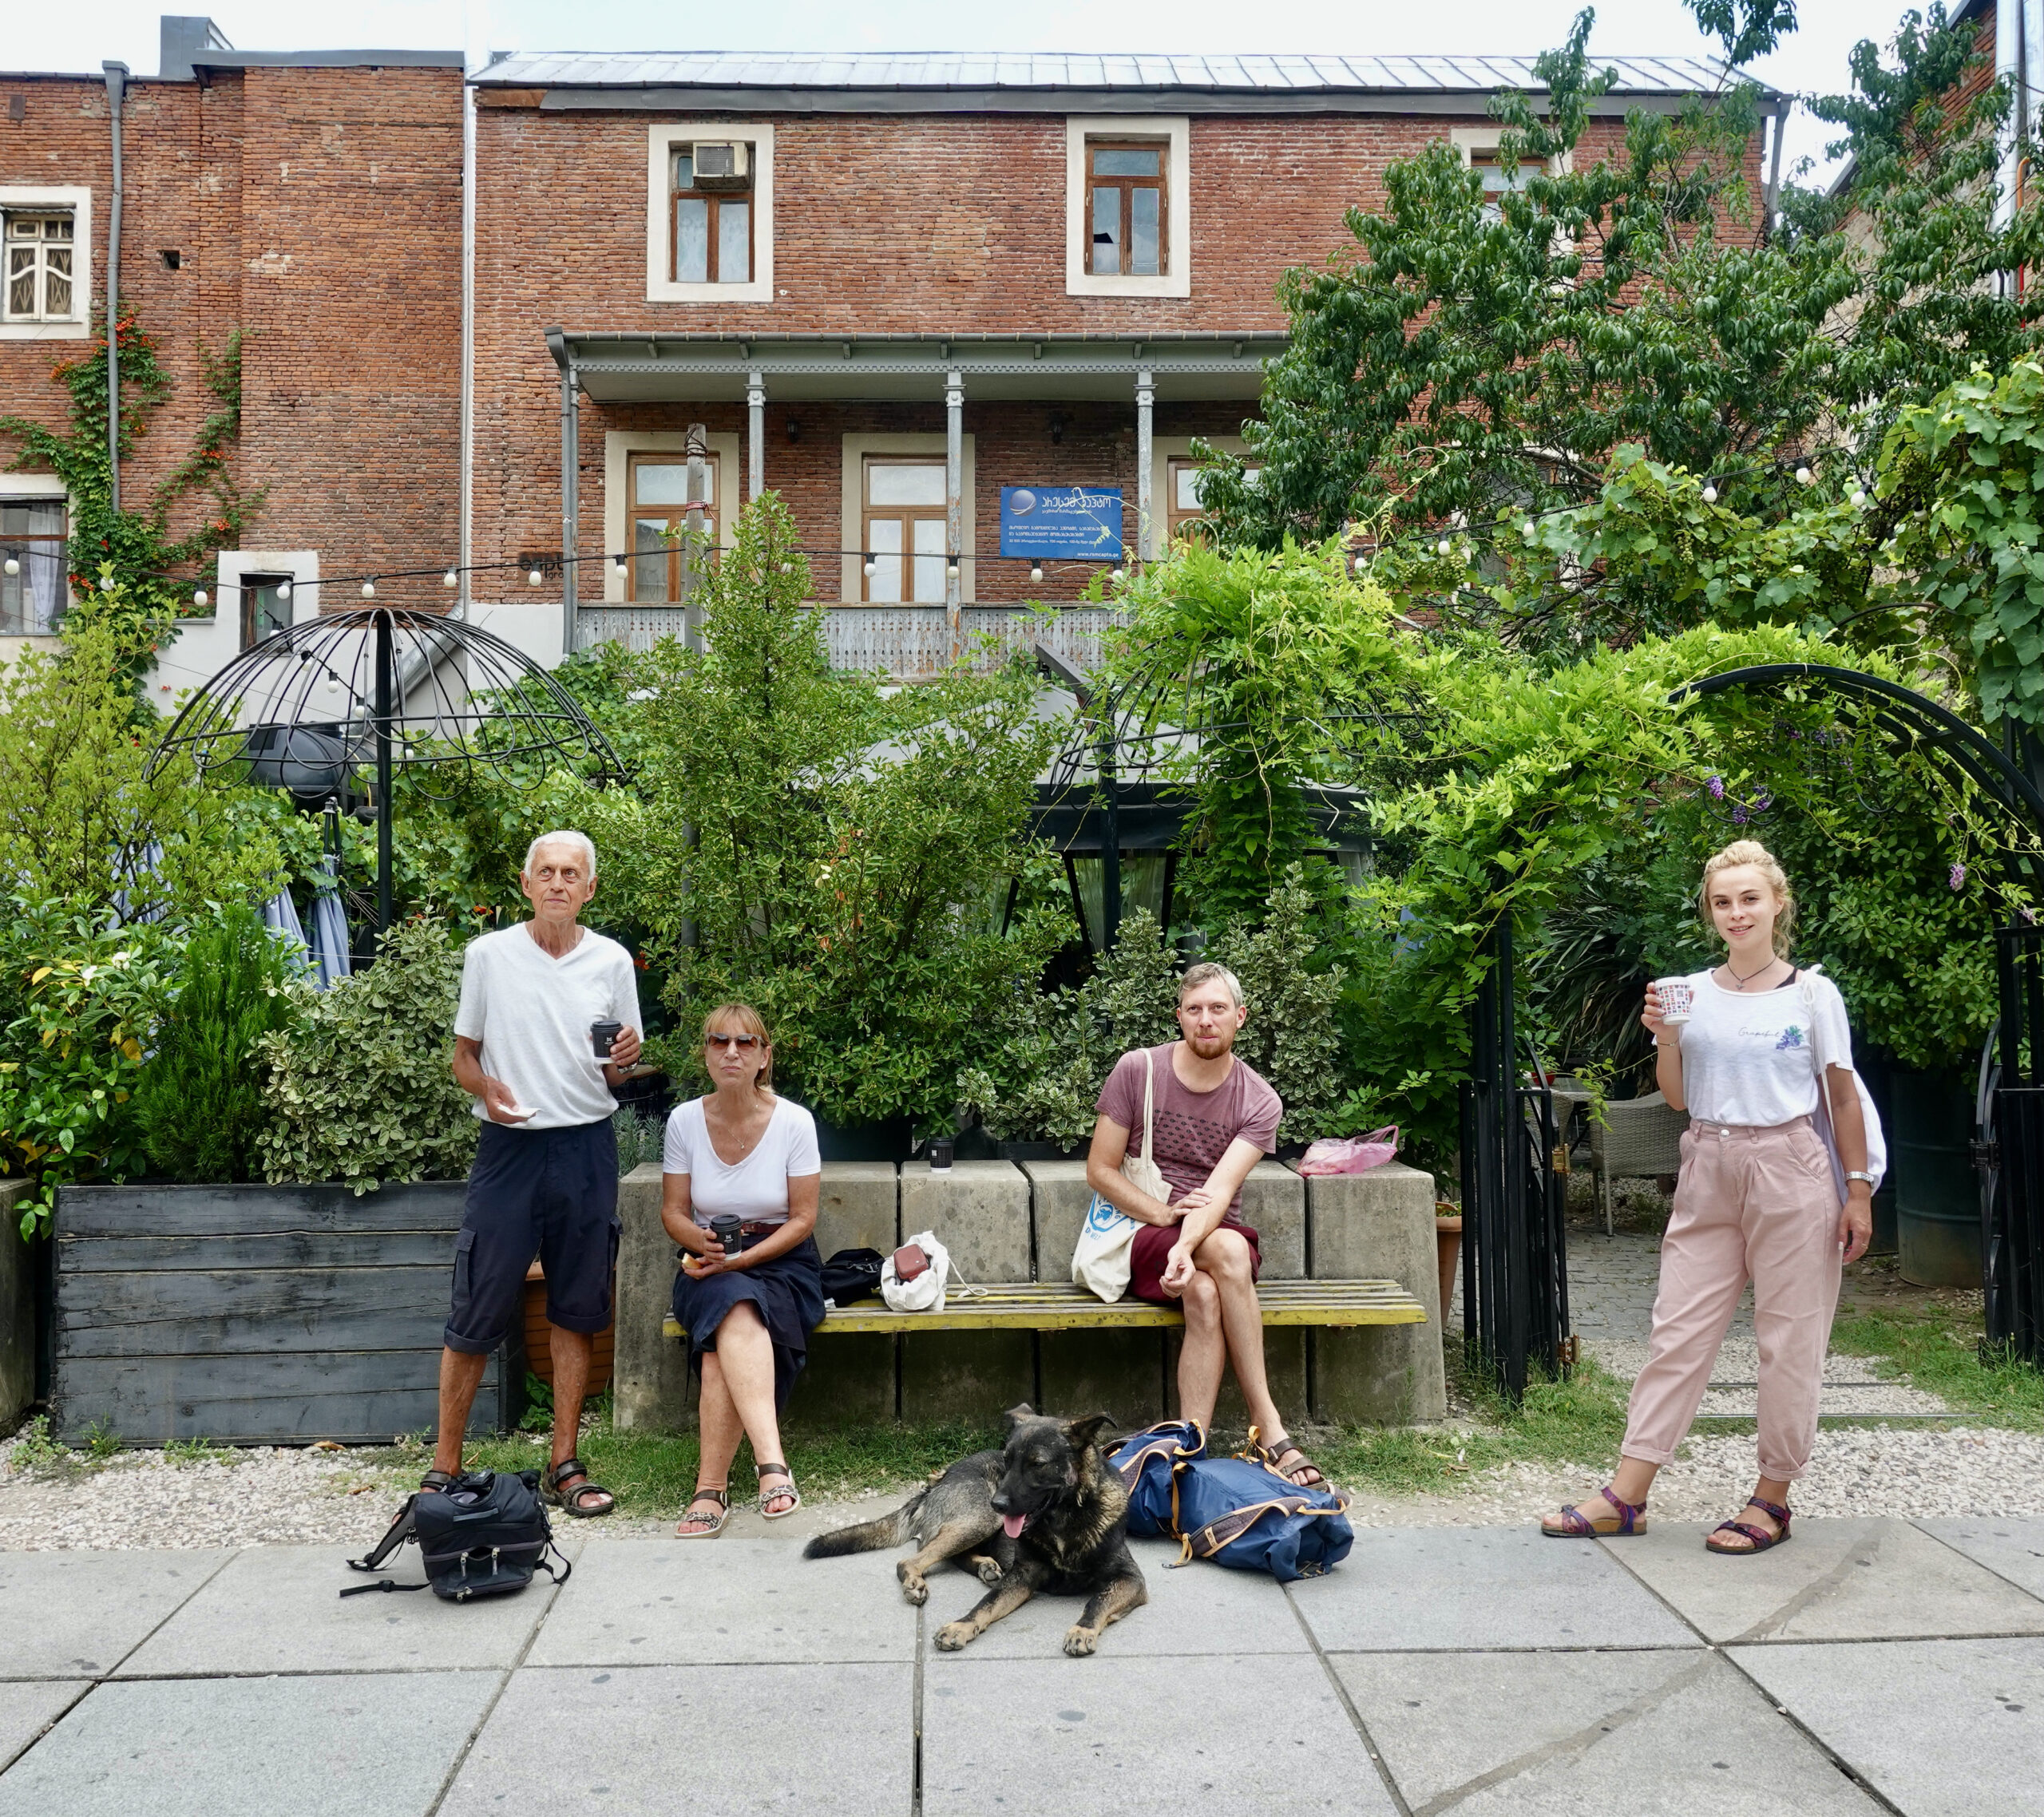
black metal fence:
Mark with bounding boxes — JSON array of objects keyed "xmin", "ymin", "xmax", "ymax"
[
  {"xmin": 1983, "ymin": 920, "xmax": 2044, "ymax": 1361},
  {"xmin": 1460, "ymin": 913, "xmax": 1572, "ymax": 1401}
]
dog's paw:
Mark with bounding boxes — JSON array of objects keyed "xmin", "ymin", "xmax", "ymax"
[
  {"xmin": 897, "ymin": 1572, "xmax": 929, "ymax": 1606},
  {"xmin": 1062, "ymin": 1625, "xmax": 1099, "ymax": 1658},
  {"xmin": 934, "ymin": 1621, "xmax": 977, "ymax": 1652},
  {"xmin": 972, "ymin": 1555, "xmax": 1004, "ymax": 1586}
]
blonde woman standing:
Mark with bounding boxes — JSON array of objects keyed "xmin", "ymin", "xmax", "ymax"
[{"xmin": 1543, "ymin": 841, "xmax": 1879, "ymax": 1554}]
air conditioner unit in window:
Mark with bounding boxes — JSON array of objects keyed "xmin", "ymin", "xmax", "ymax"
[{"xmin": 690, "ymin": 142, "xmax": 751, "ymax": 190}]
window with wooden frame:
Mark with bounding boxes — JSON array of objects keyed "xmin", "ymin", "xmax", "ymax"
[
  {"xmin": 0, "ymin": 496, "xmax": 65, "ymax": 633},
  {"xmin": 3, "ymin": 211, "xmax": 74, "ymax": 321},
  {"xmin": 238, "ymin": 572, "xmax": 291, "ymax": 649},
  {"xmin": 862, "ymin": 458, "xmax": 949, "ymax": 604},
  {"xmin": 1166, "ymin": 459, "xmax": 1261, "ymax": 544},
  {"xmin": 1471, "ymin": 151, "xmax": 1543, "ymax": 224},
  {"xmin": 671, "ymin": 147, "xmax": 753, "ymax": 285},
  {"xmin": 628, "ymin": 452, "xmax": 720, "ymax": 603},
  {"xmin": 1087, "ymin": 140, "xmax": 1167, "ymax": 277}
]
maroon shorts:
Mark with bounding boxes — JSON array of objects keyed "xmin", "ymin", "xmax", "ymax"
[{"xmin": 1127, "ymin": 1217, "xmax": 1262, "ymax": 1304}]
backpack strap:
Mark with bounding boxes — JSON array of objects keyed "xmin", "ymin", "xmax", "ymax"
[
  {"xmin": 346, "ymin": 1495, "xmax": 418, "ymax": 1574},
  {"xmin": 339, "ymin": 1577, "xmax": 430, "ymax": 1598}
]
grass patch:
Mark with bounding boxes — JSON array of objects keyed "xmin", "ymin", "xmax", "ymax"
[
  {"xmin": 380, "ymin": 1419, "xmax": 1002, "ymax": 1519},
  {"xmin": 1830, "ymin": 1302, "xmax": 2044, "ymax": 1433},
  {"xmin": 1317, "ymin": 1350, "xmax": 1631, "ymax": 1498}
]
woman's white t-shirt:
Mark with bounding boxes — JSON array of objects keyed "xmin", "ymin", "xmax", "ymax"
[
  {"xmin": 1674, "ymin": 968, "xmax": 1855, "ymax": 1128},
  {"xmin": 662, "ymin": 1095, "xmax": 822, "ymax": 1229}
]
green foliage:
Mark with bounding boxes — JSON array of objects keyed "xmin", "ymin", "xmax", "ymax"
[
  {"xmin": 1832, "ymin": 1296, "xmax": 2044, "ymax": 1432},
  {"xmin": 5, "ymin": 1415, "xmax": 65, "ymax": 1471},
  {"xmin": 80, "ymin": 1417, "xmax": 123, "ymax": 1460},
  {"xmin": 256, "ymin": 916, "xmax": 477, "ymax": 1192},
  {"xmin": 0, "ymin": 615, "xmax": 290, "ymax": 916},
  {"xmin": 1198, "ymin": 2, "xmax": 2043, "ymax": 616},
  {"xmin": 133, "ymin": 905, "xmax": 302, "ymax": 1184},
  {"xmin": 0, "ymin": 308, "xmax": 261, "ymax": 622},
  {"xmin": 0, "ymin": 901, "xmax": 180, "ymax": 1237},
  {"xmin": 595, "ymin": 493, "xmax": 1072, "ymax": 1129}
]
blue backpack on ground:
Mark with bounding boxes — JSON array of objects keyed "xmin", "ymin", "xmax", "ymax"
[{"xmin": 1107, "ymin": 1421, "xmax": 1353, "ymax": 1581}]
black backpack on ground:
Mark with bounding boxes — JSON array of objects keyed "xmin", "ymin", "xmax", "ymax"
[{"xmin": 343, "ymin": 1470, "xmax": 570, "ymax": 1603}]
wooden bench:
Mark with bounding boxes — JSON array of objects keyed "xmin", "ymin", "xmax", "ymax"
[{"xmin": 663, "ymin": 1277, "xmax": 1425, "ymax": 1340}]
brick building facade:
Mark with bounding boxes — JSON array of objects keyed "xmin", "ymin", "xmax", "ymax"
[{"xmin": 2, "ymin": 21, "xmax": 1775, "ymax": 680}]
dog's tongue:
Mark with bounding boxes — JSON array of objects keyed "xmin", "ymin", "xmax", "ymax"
[{"xmin": 1001, "ymin": 1513, "xmax": 1028, "ymax": 1539}]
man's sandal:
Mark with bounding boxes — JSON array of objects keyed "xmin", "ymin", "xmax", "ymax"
[
  {"xmin": 1542, "ymin": 1486, "xmax": 1648, "ymax": 1538},
  {"xmin": 1706, "ymin": 1497, "xmax": 1792, "ymax": 1556},
  {"xmin": 676, "ymin": 1486, "xmax": 729, "ymax": 1538},
  {"xmin": 418, "ymin": 1471, "xmax": 458, "ymax": 1494},
  {"xmin": 756, "ymin": 1460, "xmax": 801, "ymax": 1519},
  {"xmin": 1246, "ymin": 1427, "xmax": 1328, "ymax": 1490},
  {"xmin": 542, "ymin": 1456, "xmax": 616, "ymax": 1518}
]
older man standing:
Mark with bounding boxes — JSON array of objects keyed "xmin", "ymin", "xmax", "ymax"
[{"xmin": 430, "ymin": 830, "xmax": 642, "ymax": 1518}]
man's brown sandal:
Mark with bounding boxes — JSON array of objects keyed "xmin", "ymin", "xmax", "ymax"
[
  {"xmin": 542, "ymin": 1455, "xmax": 616, "ymax": 1518},
  {"xmin": 1246, "ymin": 1427, "xmax": 1328, "ymax": 1490},
  {"xmin": 1706, "ymin": 1496, "xmax": 1791, "ymax": 1555},
  {"xmin": 756, "ymin": 1460, "xmax": 800, "ymax": 1519},
  {"xmin": 676, "ymin": 1486, "xmax": 729, "ymax": 1538},
  {"xmin": 1542, "ymin": 1486, "xmax": 1648, "ymax": 1537}
]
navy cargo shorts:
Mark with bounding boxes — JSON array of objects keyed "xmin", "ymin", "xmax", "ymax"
[{"xmin": 443, "ymin": 1118, "xmax": 620, "ymax": 1355}]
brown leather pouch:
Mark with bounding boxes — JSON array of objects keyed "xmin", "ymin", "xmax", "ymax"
[{"xmin": 891, "ymin": 1241, "xmax": 931, "ymax": 1284}]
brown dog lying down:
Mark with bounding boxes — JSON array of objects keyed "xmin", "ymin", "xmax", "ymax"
[{"xmin": 803, "ymin": 1405, "xmax": 1147, "ymax": 1657}]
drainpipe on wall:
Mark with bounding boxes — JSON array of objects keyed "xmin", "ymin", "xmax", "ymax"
[
  {"xmin": 1762, "ymin": 98, "xmax": 1787, "ymax": 241},
  {"xmin": 102, "ymin": 61, "xmax": 129, "ymax": 516}
]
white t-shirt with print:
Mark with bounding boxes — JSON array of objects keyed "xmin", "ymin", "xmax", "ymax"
[
  {"xmin": 454, "ymin": 923, "xmax": 642, "ymax": 1128},
  {"xmin": 662, "ymin": 1095, "xmax": 822, "ymax": 1229},
  {"xmin": 1673, "ymin": 968, "xmax": 1855, "ymax": 1128}
]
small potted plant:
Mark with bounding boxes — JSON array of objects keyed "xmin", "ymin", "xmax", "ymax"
[{"xmin": 1435, "ymin": 1199, "xmax": 1463, "ymax": 1322}]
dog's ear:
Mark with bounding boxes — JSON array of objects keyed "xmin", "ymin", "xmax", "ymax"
[
  {"xmin": 1002, "ymin": 1403, "xmax": 1036, "ymax": 1431},
  {"xmin": 1063, "ymin": 1411, "xmax": 1114, "ymax": 1451}
]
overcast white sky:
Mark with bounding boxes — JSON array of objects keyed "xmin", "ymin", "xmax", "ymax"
[{"xmin": 13, "ymin": 1, "xmax": 1931, "ymax": 184}]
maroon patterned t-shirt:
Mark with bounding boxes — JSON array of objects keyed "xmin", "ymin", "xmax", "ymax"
[{"xmin": 1095, "ymin": 1043, "xmax": 1282, "ymax": 1217}]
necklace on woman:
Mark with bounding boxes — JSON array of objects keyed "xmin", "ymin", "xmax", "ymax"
[{"xmin": 1725, "ymin": 956, "xmax": 1781, "ymax": 990}]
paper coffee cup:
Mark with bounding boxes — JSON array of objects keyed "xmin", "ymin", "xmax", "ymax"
[{"xmin": 1655, "ymin": 977, "xmax": 1694, "ymax": 1024}]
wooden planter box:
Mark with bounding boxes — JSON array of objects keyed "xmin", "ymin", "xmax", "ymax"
[{"xmin": 52, "ymin": 1182, "xmax": 518, "ymax": 1447}]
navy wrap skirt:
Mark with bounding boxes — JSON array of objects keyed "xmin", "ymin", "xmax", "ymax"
[{"xmin": 670, "ymin": 1234, "xmax": 826, "ymax": 1411}]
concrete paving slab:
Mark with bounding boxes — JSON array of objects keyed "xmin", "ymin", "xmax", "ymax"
[
  {"xmin": 921, "ymin": 1537, "xmax": 1309, "ymax": 1658},
  {"xmin": 1291, "ymin": 1526, "xmax": 1699, "ymax": 1652},
  {"xmin": 1916, "ymin": 1518, "xmax": 2044, "ymax": 1601},
  {"xmin": 113, "ymin": 1542, "xmax": 571, "ymax": 1676},
  {"xmin": 0, "ymin": 1670, "xmax": 498, "ymax": 1817},
  {"xmin": 0, "ymin": 1682, "xmax": 88, "ymax": 1773},
  {"xmin": 1606, "ymin": 1518, "xmax": 2044, "ymax": 1643},
  {"xmin": 922, "ymin": 1652, "xmax": 1393, "ymax": 1815},
  {"xmin": 0, "ymin": 1548, "xmax": 232, "ymax": 1678},
  {"xmin": 1732, "ymin": 1637, "xmax": 2044, "ymax": 1817},
  {"xmin": 438, "ymin": 1663, "xmax": 913, "ymax": 1816},
  {"xmin": 525, "ymin": 1535, "xmax": 917, "ymax": 1666},
  {"xmin": 1340, "ymin": 1649, "xmax": 1880, "ymax": 1816}
]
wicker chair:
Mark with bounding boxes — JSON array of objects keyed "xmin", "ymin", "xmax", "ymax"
[{"xmin": 1588, "ymin": 1091, "xmax": 1690, "ymax": 1234}]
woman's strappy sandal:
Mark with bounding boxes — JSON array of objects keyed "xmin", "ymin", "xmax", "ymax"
[
  {"xmin": 1246, "ymin": 1427, "xmax": 1328, "ymax": 1490},
  {"xmin": 542, "ymin": 1455, "xmax": 616, "ymax": 1518},
  {"xmin": 1542, "ymin": 1485, "xmax": 1648, "ymax": 1538},
  {"xmin": 756, "ymin": 1460, "xmax": 801, "ymax": 1519},
  {"xmin": 675, "ymin": 1486, "xmax": 729, "ymax": 1538},
  {"xmin": 1707, "ymin": 1496, "xmax": 1792, "ymax": 1555}
]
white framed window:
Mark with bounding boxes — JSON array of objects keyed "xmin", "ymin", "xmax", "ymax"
[
  {"xmin": 838, "ymin": 433, "xmax": 976, "ymax": 604},
  {"xmin": 0, "ymin": 481, "xmax": 69, "ymax": 635},
  {"xmin": 0, "ymin": 187, "xmax": 91, "ymax": 340},
  {"xmin": 1066, "ymin": 117, "xmax": 1190, "ymax": 299},
  {"xmin": 602, "ymin": 432, "xmax": 740, "ymax": 602},
  {"xmin": 1452, "ymin": 129, "xmax": 1570, "ymax": 224},
  {"xmin": 646, "ymin": 123, "xmax": 774, "ymax": 303}
]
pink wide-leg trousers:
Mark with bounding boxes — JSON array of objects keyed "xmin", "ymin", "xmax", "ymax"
[{"xmin": 1620, "ymin": 1114, "xmax": 1843, "ymax": 1482}]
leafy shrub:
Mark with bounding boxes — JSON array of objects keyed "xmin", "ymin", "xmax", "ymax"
[
  {"xmin": 133, "ymin": 905, "xmax": 300, "ymax": 1183},
  {"xmin": 256, "ymin": 916, "xmax": 477, "ymax": 1191}
]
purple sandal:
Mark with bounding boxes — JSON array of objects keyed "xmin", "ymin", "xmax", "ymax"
[
  {"xmin": 1707, "ymin": 1496, "xmax": 1792, "ymax": 1555},
  {"xmin": 1542, "ymin": 1485, "xmax": 1648, "ymax": 1538}
]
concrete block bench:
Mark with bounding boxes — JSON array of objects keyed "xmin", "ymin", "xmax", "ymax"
[{"xmin": 612, "ymin": 1155, "xmax": 1446, "ymax": 1435}]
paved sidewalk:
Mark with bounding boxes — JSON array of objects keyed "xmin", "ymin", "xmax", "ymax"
[{"xmin": 4, "ymin": 1502, "xmax": 2041, "ymax": 1815}]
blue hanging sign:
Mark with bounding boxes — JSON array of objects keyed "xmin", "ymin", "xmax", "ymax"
[{"xmin": 1000, "ymin": 485, "xmax": 1123, "ymax": 560}]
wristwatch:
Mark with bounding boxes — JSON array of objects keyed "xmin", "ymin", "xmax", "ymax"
[{"xmin": 1844, "ymin": 1170, "xmax": 1876, "ymax": 1186}]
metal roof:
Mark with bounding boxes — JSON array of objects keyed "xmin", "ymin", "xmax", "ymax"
[{"xmin": 478, "ymin": 49, "xmax": 1761, "ymax": 101}]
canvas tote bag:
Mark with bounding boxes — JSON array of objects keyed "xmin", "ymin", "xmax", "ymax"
[{"xmin": 1072, "ymin": 1047, "xmax": 1170, "ymax": 1302}]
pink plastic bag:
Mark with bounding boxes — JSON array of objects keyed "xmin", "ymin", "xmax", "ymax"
[{"xmin": 1297, "ymin": 1126, "xmax": 1399, "ymax": 1176}]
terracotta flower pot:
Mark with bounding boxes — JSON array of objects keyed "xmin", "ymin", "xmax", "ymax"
[{"xmin": 1434, "ymin": 1207, "xmax": 1464, "ymax": 1325}]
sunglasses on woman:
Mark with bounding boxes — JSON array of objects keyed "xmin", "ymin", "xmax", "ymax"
[{"xmin": 706, "ymin": 1032, "xmax": 762, "ymax": 1051}]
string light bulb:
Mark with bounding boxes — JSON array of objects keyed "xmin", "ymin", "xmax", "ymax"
[
  {"xmin": 612, "ymin": 557, "xmax": 627, "ymax": 579},
  {"xmin": 946, "ymin": 557, "xmax": 960, "ymax": 580},
  {"xmin": 1795, "ymin": 465, "xmax": 1814, "ymax": 486},
  {"xmin": 101, "ymin": 576, "xmax": 117, "ymax": 592},
  {"xmin": 527, "ymin": 568, "xmax": 544, "ymax": 587},
  {"xmin": 1850, "ymin": 489, "xmax": 1867, "ymax": 509},
  {"xmin": 2, "ymin": 557, "xmax": 16, "ymax": 577},
  {"xmin": 1701, "ymin": 484, "xmax": 1718, "ymax": 505},
  {"xmin": 192, "ymin": 588, "xmax": 208, "ymax": 608},
  {"xmin": 862, "ymin": 554, "xmax": 877, "ymax": 580},
  {"xmin": 275, "ymin": 580, "xmax": 291, "ymax": 600},
  {"xmin": 1029, "ymin": 562, "xmax": 1044, "ymax": 584},
  {"xmin": 1521, "ymin": 521, "xmax": 1537, "ymax": 543},
  {"xmin": 1436, "ymin": 538, "xmax": 1452, "ymax": 557},
  {"xmin": 442, "ymin": 569, "xmax": 458, "ymax": 588},
  {"xmin": 361, "ymin": 580, "xmax": 376, "ymax": 599}
]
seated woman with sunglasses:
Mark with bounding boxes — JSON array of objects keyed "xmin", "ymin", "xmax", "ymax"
[{"xmin": 661, "ymin": 1003, "xmax": 824, "ymax": 1537}]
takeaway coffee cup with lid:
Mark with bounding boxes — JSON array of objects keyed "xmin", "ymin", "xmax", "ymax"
[
  {"xmin": 1654, "ymin": 978, "xmax": 1695, "ymax": 1024},
  {"xmin": 590, "ymin": 1018, "xmax": 623, "ymax": 1060}
]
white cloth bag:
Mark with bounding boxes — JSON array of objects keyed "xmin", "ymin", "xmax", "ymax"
[
  {"xmin": 881, "ymin": 1229, "xmax": 953, "ymax": 1312},
  {"xmin": 1800, "ymin": 968, "xmax": 1888, "ymax": 1202},
  {"xmin": 1072, "ymin": 1047, "xmax": 1170, "ymax": 1303}
]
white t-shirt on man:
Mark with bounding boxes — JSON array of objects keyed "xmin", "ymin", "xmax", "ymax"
[
  {"xmin": 1673, "ymin": 968, "xmax": 1856, "ymax": 1128},
  {"xmin": 662, "ymin": 1095, "xmax": 822, "ymax": 1229},
  {"xmin": 454, "ymin": 923, "xmax": 642, "ymax": 1128}
]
